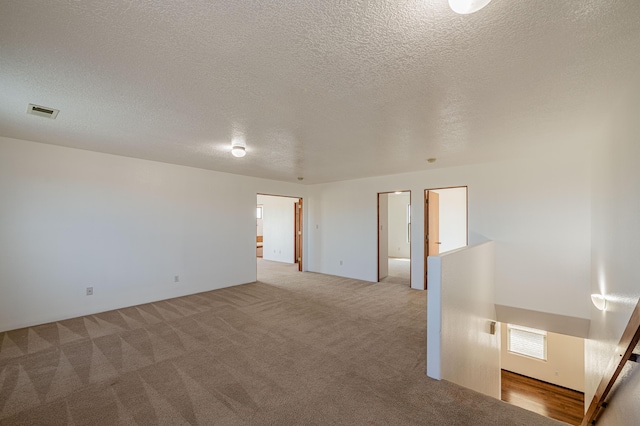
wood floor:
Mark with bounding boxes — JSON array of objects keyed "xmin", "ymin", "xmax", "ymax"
[{"xmin": 501, "ymin": 370, "xmax": 585, "ymax": 425}]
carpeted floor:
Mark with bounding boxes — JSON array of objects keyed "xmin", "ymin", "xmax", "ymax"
[
  {"xmin": 0, "ymin": 260, "xmax": 563, "ymax": 425},
  {"xmin": 381, "ymin": 257, "xmax": 411, "ymax": 286}
]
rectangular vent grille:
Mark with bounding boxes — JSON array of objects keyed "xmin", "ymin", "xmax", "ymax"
[{"xmin": 27, "ymin": 103, "xmax": 59, "ymax": 119}]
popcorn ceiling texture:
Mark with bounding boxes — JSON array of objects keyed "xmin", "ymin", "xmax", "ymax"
[{"xmin": 0, "ymin": 0, "xmax": 639, "ymax": 183}]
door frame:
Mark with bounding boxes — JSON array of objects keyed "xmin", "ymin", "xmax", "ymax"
[
  {"xmin": 377, "ymin": 190, "xmax": 412, "ymax": 286},
  {"xmin": 256, "ymin": 193, "xmax": 304, "ymax": 273},
  {"xmin": 294, "ymin": 199, "xmax": 303, "ymax": 271},
  {"xmin": 423, "ymin": 186, "xmax": 468, "ymax": 290}
]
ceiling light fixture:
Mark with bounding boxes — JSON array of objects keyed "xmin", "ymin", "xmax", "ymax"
[
  {"xmin": 448, "ymin": 0, "xmax": 493, "ymax": 14},
  {"xmin": 231, "ymin": 146, "xmax": 246, "ymax": 157},
  {"xmin": 231, "ymin": 137, "xmax": 246, "ymax": 158},
  {"xmin": 591, "ymin": 294, "xmax": 607, "ymax": 311}
]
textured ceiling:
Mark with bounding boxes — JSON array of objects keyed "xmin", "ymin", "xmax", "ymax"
[{"xmin": 1, "ymin": 1, "xmax": 639, "ymax": 184}]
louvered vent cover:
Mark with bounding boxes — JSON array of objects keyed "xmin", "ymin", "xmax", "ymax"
[{"xmin": 27, "ymin": 103, "xmax": 59, "ymax": 119}]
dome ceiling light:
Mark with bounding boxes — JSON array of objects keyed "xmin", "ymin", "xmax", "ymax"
[
  {"xmin": 448, "ymin": 0, "xmax": 493, "ymax": 14},
  {"xmin": 231, "ymin": 137, "xmax": 246, "ymax": 158}
]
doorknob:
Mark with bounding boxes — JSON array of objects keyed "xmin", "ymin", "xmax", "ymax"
[{"xmin": 436, "ymin": 242, "xmax": 442, "ymax": 244}]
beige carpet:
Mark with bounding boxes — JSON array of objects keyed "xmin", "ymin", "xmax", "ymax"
[
  {"xmin": 381, "ymin": 257, "xmax": 411, "ymax": 286},
  {"xmin": 0, "ymin": 260, "xmax": 563, "ymax": 425}
]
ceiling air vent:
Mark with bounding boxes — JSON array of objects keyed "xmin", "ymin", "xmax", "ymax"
[{"xmin": 27, "ymin": 103, "xmax": 59, "ymax": 119}]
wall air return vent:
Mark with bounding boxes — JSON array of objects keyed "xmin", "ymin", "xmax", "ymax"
[{"xmin": 27, "ymin": 103, "xmax": 59, "ymax": 119}]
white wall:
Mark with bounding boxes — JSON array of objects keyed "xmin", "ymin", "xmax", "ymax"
[
  {"xmin": 0, "ymin": 136, "xmax": 304, "ymax": 332},
  {"xmin": 0, "ymin": 131, "xmax": 595, "ymax": 352},
  {"xmin": 387, "ymin": 192, "xmax": 410, "ymax": 258},
  {"xmin": 431, "ymin": 187, "xmax": 466, "ymax": 253},
  {"xmin": 427, "ymin": 242, "xmax": 500, "ymax": 398},
  {"xmin": 501, "ymin": 323, "xmax": 585, "ymax": 392},
  {"xmin": 585, "ymin": 83, "xmax": 640, "ymax": 423},
  {"xmin": 307, "ymin": 150, "xmax": 592, "ymax": 320},
  {"xmin": 257, "ymin": 195, "xmax": 297, "ymax": 264}
]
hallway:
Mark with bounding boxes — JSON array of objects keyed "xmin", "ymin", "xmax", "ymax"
[{"xmin": 380, "ymin": 257, "xmax": 411, "ymax": 286}]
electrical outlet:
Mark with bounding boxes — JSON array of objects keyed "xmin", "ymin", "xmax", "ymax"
[
  {"xmin": 339, "ymin": 260, "xmax": 343, "ymax": 266},
  {"xmin": 86, "ymin": 287, "xmax": 93, "ymax": 296},
  {"xmin": 174, "ymin": 275, "xmax": 180, "ymax": 283}
]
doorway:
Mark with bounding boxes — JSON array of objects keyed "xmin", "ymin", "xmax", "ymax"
[
  {"xmin": 294, "ymin": 199, "xmax": 302, "ymax": 271},
  {"xmin": 424, "ymin": 187, "xmax": 468, "ymax": 289},
  {"xmin": 256, "ymin": 204, "xmax": 264, "ymax": 258},
  {"xmin": 256, "ymin": 194, "xmax": 303, "ymax": 277},
  {"xmin": 378, "ymin": 191, "xmax": 411, "ymax": 286}
]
